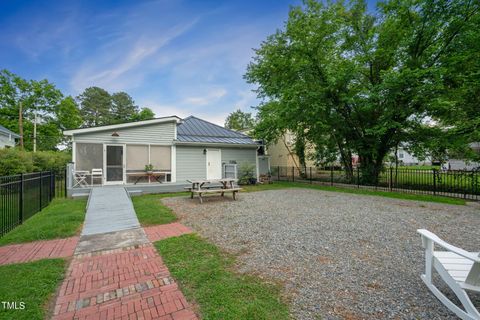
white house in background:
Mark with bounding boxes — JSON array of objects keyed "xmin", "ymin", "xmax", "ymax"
[
  {"xmin": 445, "ymin": 142, "xmax": 480, "ymax": 170},
  {"xmin": 389, "ymin": 146, "xmax": 431, "ymax": 166},
  {"xmin": 64, "ymin": 116, "xmax": 262, "ymax": 187},
  {"xmin": 0, "ymin": 125, "xmax": 20, "ymax": 148}
]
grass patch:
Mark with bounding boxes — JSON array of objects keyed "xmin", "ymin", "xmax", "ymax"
[
  {"xmin": 0, "ymin": 259, "xmax": 66, "ymax": 320},
  {"xmin": 132, "ymin": 192, "xmax": 189, "ymax": 226},
  {"xmin": 155, "ymin": 234, "xmax": 290, "ymax": 320},
  {"xmin": 242, "ymin": 181, "xmax": 466, "ymax": 205},
  {"xmin": 0, "ymin": 198, "xmax": 87, "ymax": 246}
]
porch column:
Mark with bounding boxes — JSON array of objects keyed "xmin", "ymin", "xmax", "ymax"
[{"xmin": 171, "ymin": 145, "xmax": 176, "ymax": 182}]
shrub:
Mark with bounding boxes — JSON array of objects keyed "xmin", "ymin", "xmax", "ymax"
[
  {"xmin": 238, "ymin": 162, "xmax": 257, "ymax": 185},
  {"xmin": 0, "ymin": 148, "xmax": 34, "ymax": 175},
  {"xmin": 0, "ymin": 148, "xmax": 71, "ymax": 176},
  {"xmin": 32, "ymin": 151, "xmax": 71, "ymax": 174}
]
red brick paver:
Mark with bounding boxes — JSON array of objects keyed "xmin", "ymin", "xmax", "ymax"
[
  {"xmin": 144, "ymin": 223, "xmax": 193, "ymax": 242},
  {"xmin": 0, "ymin": 237, "xmax": 79, "ymax": 266},
  {"xmin": 52, "ymin": 244, "xmax": 197, "ymax": 320}
]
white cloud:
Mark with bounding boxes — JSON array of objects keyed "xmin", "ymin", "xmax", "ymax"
[
  {"xmin": 183, "ymin": 88, "xmax": 227, "ymax": 106},
  {"xmin": 70, "ymin": 18, "xmax": 198, "ymax": 93}
]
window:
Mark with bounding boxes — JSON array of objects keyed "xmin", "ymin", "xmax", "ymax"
[
  {"xmin": 76, "ymin": 143, "xmax": 103, "ymax": 171},
  {"xmin": 126, "ymin": 145, "xmax": 149, "ymax": 171},
  {"xmin": 150, "ymin": 146, "xmax": 171, "ymax": 170},
  {"xmin": 398, "ymin": 152, "xmax": 404, "ymax": 159}
]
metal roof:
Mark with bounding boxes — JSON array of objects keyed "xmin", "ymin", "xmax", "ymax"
[
  {"xmin": 176, "ymin": 116, "xmax": 257, "ymax": 145},
  {"xmin": 0, "ymin": 125, "xmax": 20, "ymax": 138}
]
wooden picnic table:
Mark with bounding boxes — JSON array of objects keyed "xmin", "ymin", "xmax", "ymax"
[{"xmin": 186, "ymin": 179, "xmax": 241, "ymax": 203}]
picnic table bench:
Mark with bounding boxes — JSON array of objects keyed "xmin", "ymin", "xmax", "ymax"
[{"xmin": 186, "ymin": 179, "xmax": 242, "ymax": 203}]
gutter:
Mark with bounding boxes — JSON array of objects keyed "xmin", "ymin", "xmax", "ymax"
[{"xmin": 173, "ymin": 141, "xmax": 260, "ymax": 148}]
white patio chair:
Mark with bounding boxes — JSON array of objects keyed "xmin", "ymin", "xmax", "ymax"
[
  {"xmin": 73, "ymin": 171, "xmax": 89, "ymax": 188},
  {"xmin": 91, "ymin": 168, "xmax": 103, "ymax": 186},
  {"xmin": 417, "ymin": 229, "xmax": 480, "ymax": 320}
]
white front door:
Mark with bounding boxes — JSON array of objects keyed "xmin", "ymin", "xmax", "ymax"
[
  {"xmin": 104, "ymin": 145, "xmax": 125, "ymax": 184},
  {"xmin": 206, "ymin": 149, "xmax": 222, "ymax": 180}
]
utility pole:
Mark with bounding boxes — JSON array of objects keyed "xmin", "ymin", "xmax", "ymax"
[
  {"xmin": 33, "ymin": 108, "xmax": 37, "ymax": 152},
  {"xmin": 18, "ymin": 101, "xmax": 24, "ymax": 149}
]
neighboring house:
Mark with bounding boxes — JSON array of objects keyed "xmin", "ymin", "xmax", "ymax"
[
  {"xmin": 0, "ymin": 125, "xmax": 20, "ymax": 148},
  {"xmin": 267, "ymin": 131, "xmax": 316, "ymax": 169},
  {"xmin": 64, "ymin": 116, "xmax": 261, "ymax": 186},
  {"xmin": 445, "ymin": 142, "xmax": 480, "ymax": 171},
  {"xmin": 390, "ymin": 146, "xmax": 432, "ymax": 166}
]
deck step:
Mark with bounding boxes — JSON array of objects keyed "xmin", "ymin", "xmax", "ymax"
[
  {"xmin": 128, "ymin": 190, "xmax": 143, "ymax": 196},
  {"xmin": 72, "ymin": 193, "xmax": 90, "ymax": 199}
]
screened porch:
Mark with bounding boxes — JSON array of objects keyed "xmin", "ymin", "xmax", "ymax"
[{"xmin": 72, "ymin": 143, "xmax": 172, "ymax": 187}]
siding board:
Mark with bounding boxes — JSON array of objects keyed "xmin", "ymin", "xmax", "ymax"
[
  {"xmin": 73, "ymin": 122, "xmax": 176, "ymax": 145},
  {"xmin": 176, "ymin": 146, "xmax": 207, "ymax": 182},
  {"xmin": 175, "ymin": 146, "xmax": 257, "ymax": 182}
]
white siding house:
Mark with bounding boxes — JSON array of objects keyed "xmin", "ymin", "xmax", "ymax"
[
  {"xmin": 0, "ymin": 125, "xmax": 20, "ymax": 148},
  {"xmin": 64, "ymin": 116, "xmax": 261, "ymax": 189}
]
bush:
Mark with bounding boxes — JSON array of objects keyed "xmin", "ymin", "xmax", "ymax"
[
  {"xmin": 32, "ymin": 151, "xmax": 71, "ymax": 174},
  {"xmin": 238, "ymin": 162, "xmax": 257, "ymax": 185},
  {"xmin": 0, "ymin": 148, "xmax": 71, "ymax": 176},
  {"xmin": 0, "ymin": 148, "xmax": 35, "ymax": 175}
]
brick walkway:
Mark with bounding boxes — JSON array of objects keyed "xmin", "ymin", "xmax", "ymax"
[
  {"xmin": 0, "ymin": 223, "xmax": 192, "ymax": 266},
  {"xmin": 144, "ymin": 223, "xmax": 192, "ymax": 242},
  {"xmin": 0, "ymin": 237, "xmax": 79, "ymax": 266},
  {"xmin": 52, "ymin": 244, "xmax": 197, "ymax": 320}
]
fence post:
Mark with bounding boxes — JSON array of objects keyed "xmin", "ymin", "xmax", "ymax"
[
  {"xmin": 51, "ymin": 171, "xmax": 55, "ymax": 200},
  {"xmin": 64, "ymin": 167, "xmax": 68, "ymax": 198},
  {"xmin": 277, "ymin": 166, "xmax": 280, "ymax": 181},
  {"xmin": 310, "ymin": 167, "xmax": 312, "ymax": 184},
  {"xmin": 330, "ymin": 166, "xmax": 334, "ymax": 186},
  {"xmin": 433, "ymin": 169, "xmax": 437, "ymax": 195},
  {"xmin": 357, "ymin": 168, "xmax": 360, "ymax": 188},
  {"xmin": 390, "ymin": 167, "xmax": 393, "ymax": 191},
  {"xmin": 19, "ymin": 173, "xmax": 24, "ymax": 224},
  {"xmin": 292, "ymin": 166, "xmax": 295, "ymax": 182},
  {"xmin": 39, "ymin": 172, "xmax": 43, "ymax": 210}
]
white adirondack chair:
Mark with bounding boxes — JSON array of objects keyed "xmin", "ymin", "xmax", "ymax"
[{"xmin": 418, "ymin": 229, "xmax": 480, "ymax": 320}]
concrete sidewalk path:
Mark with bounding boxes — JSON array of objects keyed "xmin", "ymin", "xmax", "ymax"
[{"xmin": 81, "ymin": 187, "xmax": 140, "ymax": 236}]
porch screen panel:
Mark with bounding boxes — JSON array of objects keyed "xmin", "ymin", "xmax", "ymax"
[
  {"xmin": 76, "ymin": 143, "xmax": 103, "ymax": 171},
  {"xmin": 126, "ymin": 145, "xmax": 149, "ymax": 170},
  {"xmin": 150, "ymin": 146, "xmax": 171, "ymax": 170}
]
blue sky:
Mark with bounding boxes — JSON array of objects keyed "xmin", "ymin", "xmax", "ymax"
[{"xmin": 0, "ymin": 0, "xmax": 375, "ymax": 125}]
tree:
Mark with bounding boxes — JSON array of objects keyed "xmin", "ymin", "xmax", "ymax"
[
  {"xmin": 111, "ymin": 92, "xmax": 139, "ymax": 123},
  {"xmin": 57, "ymin": 96, "xmax": 82, "ymax": 130},
  {"xmin": 224, "ymin": 109, "xmax": 255, "ymax": 131},
  {"xmin": 77, "ymin": 87, "xmax": 112, "ymax": 127},
  {"xmin": 245, "ymin": 0, "xmax": 480, "ymax": 183},
  {"xmin": 132, "ymin": 107, "xmax": 155, "ymax": 121},
  {"xmin": 0, "ymin": 70, "xmax": 65, "ymax": 151}
]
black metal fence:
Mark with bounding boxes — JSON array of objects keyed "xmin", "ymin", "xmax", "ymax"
[
  {"xmin": 0, "ymin": 169, "xmax": 67, "ymax": 237},
  {"xmin": 271, "ymin": 166, "xmax": 480, "ymax": 201}
]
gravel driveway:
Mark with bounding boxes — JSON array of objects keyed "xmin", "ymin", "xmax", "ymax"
[{"xmin": 162, "ymin": 189, "xmax": 480, "ymax": 320}]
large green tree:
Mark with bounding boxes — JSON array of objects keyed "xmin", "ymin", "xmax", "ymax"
[
  {"xmin": 224, "ymin": 109, "xmax": 256, "ymax": 131},
  {"xmin": 246, "ymin": 0, "xmax": 480, "ymax": 182},
  {"xmin": 132, "ymin": 107, "xmax": 155, "ymax": 121},
  {"xmin": 77, "ymin": 88, "xmax": 155, "ymax": 126},
  {"xmin": 111, "ymin": 92, "xmax": 139, "ymax": 123},
  {"xmin": 0, "ymin": 70, "xmax": 66, "ymax": 150},
  {"xmin": 77, "ymin": 86, "xmax": 112, "ymax": 127}
]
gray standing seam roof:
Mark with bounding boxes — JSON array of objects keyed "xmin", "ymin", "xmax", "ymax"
[
  {"xmin": 0, "ymin": 125, "xmax": 20, "ymax": 138},
  {"xmin": 177, "ymin": 116, "xmax": 257, "ymax": 145}
]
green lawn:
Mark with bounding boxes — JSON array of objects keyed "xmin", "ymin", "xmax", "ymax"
[
  {"xmin": 155, "ymin": 234, "xmax": 290, "ymax": 320},
  {"xmin": 242, "ymin": 181, "xmax": 466, "ymax": 205},
  {"xmin": 0, "ymin": 198, "xmax": 87, "ymax": 246},
  {"xmin": 0, "ymin": 259, "xmax": 66, "ymax": 320},
  {"xmin": 132, "ymin": 192, "xmax": 189, "ymax": 226}
]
